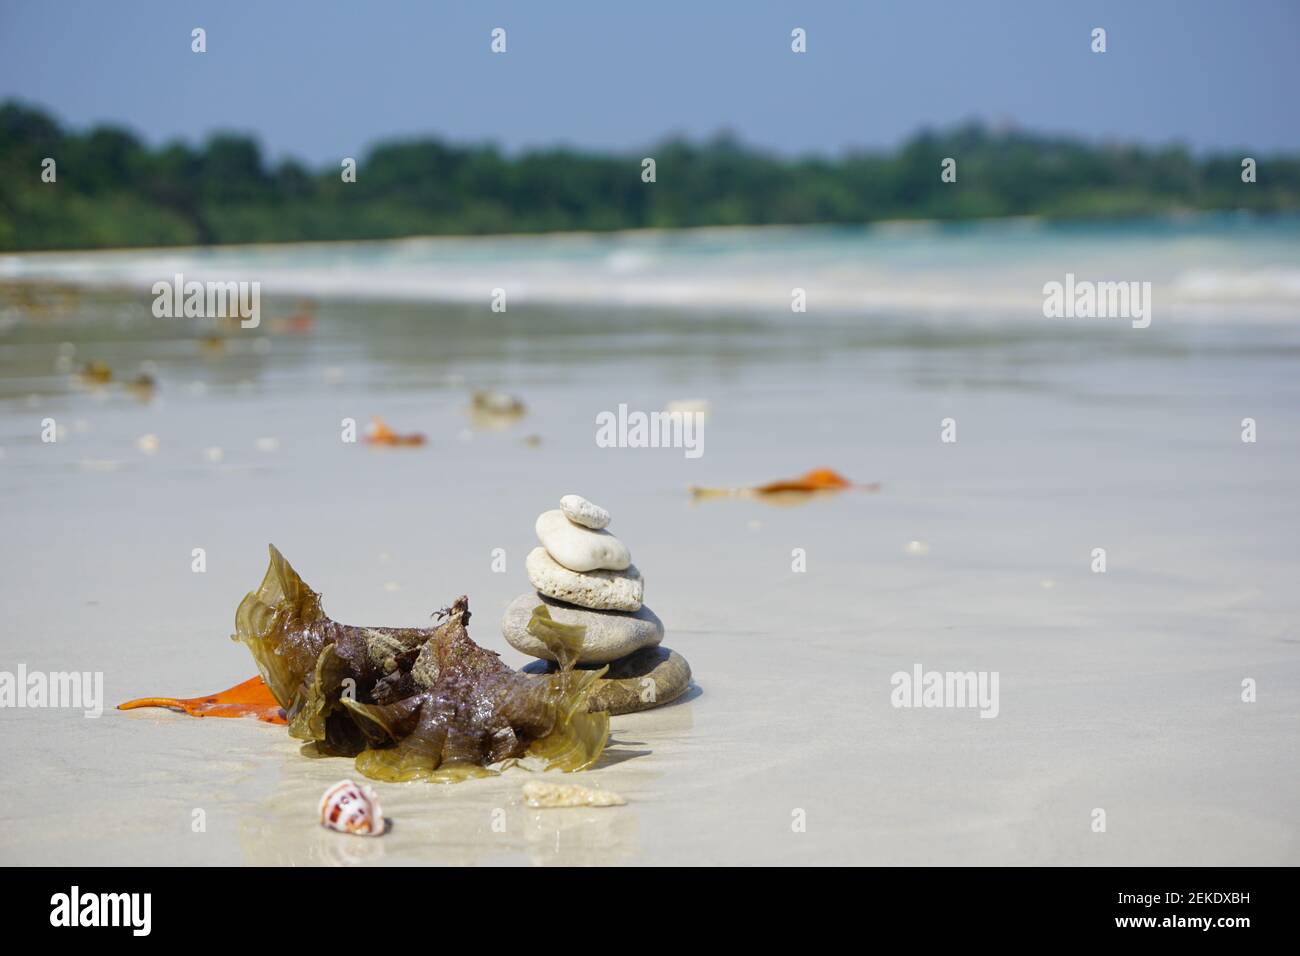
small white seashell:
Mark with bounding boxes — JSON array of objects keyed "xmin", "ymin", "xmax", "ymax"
[
  {"xmin": 319, "ymin": 779, "xmax": 385, "ymax": 836},
  {"xmin": 522, "ymin": 780, "xmax": 626, "ymax": 808},
  {"xmin": 136, "ymin": 434, "xmax": 160, "ymax": 454},
  {"xmin": 904, "ymin": 540, "xmax": 930, "ymax": 556}
]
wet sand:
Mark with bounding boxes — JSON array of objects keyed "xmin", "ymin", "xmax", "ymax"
[{"xmin": 1, "ymin": 247, "xmax": 1298, "ymax": 865}]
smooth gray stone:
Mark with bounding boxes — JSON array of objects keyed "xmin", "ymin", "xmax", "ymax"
[
  {"xmin": 501, "ymin": 592, "xmax": 663, "ymax": 664},
  {"xmin": 523, "ymin": 646, "xmax": 691, "ymax": 715}
]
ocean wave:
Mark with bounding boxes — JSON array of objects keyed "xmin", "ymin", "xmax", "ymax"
[{"xmin": 5, "ymin": 220, "xmax": 1300, "ymax": 321}]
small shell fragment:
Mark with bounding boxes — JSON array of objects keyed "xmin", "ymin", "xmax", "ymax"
[
  {"xmin": 319, "ymin": 779, "xmax": 385, "ymax": 836},
  {"xmin": 522, "ymin": 780, "xmax": 626, "ymax": 809}
]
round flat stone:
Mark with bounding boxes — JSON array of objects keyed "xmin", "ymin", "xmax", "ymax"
[
  {"xmin": 525, "ymin": 547, "xmax": 642, "ymax": 611},
  {"xmin": 535, "ymin": 508, "xmax": 630, "ymax": 572},
  {"xmin": 523, "ymin": 646, "xmax": 691, "ymax": 715},
  {"xmin": 501, "ymin": 592, "xmax": 663, "ymax": 664},
  {"xmin": 560, "ymin": 494, "xmax": 610, "ymax": 530}
]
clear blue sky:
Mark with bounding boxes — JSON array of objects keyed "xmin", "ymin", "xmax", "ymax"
[{"xmin": 1, "ymin": 0, "xmax": 1297, "ymax": 161}]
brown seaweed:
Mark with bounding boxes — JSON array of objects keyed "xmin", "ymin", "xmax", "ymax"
[{"xmin": 233, "ymin": 546, "xmax": 608, "ymax": 783}]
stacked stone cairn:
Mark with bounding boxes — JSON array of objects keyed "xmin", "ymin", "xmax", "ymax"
[{"xmin": 502, "ymin": 494, "xmax": 691, "ymax": 714}]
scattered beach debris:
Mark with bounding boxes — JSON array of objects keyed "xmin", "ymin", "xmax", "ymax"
[
  {"xmin": 505, "ymin": 495, "xmax": 691, "ymax": 714},
  {"xmin": 136, "ymin": 433, "xmax": 160, "ymax": 454},
  {"xmin": 523, "ymin": 780, "xmax": 625, "ymax": 809},
  {"xmin": 904, "ymin": 540, "xmax": 930, "ymax": 556},
  {"xmin": 77, "ymin": 459, "xmax": 121, "ymax": 472},
  {"xmin": 198, "ymin": 335, "xmax": 226, "ymax": 356},
  {"xmin": 365, "ymin": 416, "xmax": 426, "ymax": 447},
  {"xmin": 78, "ymin": 360, "xmax": 112, "ymax": 385},
  {"xmin": 119, "ymin": 546, "xmax": 610, "ymax": 783},
  {"xmin": 472, "ymin": 389, "xmax": 525, "ymax": 416},
  {"xmin": 469, "ymin": 389, "xmax": 526, "ymax": 430},
  {"xmin": 269, "ymin": 301, "xmax": 316, "ymax": 335},
  {"xmin": 664, "ymin": 398, "xmax": 710, "ymax": 420},
  {"xmin": 319, "ymin": 779, "xmax": 385, "ymax": 836},
  {"xmin": 690, "ymin": 467, "xmax": 879, "ymax": 503},
  {"xmin": 119, "ymin": 675, "xmax": 286, "ymax": 723},
  {"xmin": 203, "ymin": 446, "xmax": 224, "ymax": 463},
  {"xmin": 126, "ymin": 373, "xmax": 157, "ymax": 401}
]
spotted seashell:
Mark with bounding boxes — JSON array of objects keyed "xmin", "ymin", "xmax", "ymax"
[{"xmin": 319, "ymin": 779, "xmax": 385, "ymax": 836}]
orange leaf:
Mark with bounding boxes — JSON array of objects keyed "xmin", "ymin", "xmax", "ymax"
[
  {"xmin": 118, "ymin": 675, "xmax": 286, "ymax": 724},
  {"xmin": 755, "ymin": 468, "xmax": 854, "ymax": 494},
  {"xmin": 364, "ymin": 416, "xmax": 426, "ymax": 446}
]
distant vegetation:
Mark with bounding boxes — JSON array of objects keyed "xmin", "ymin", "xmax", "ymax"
[{"xmin": 2, "ymin": 100, "xmax": 1298, "ymax": 251}]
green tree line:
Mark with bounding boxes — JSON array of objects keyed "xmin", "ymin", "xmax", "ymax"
[{"xmin": 2, "ymin": 100, "xmax": 1297, "ymax": 251}]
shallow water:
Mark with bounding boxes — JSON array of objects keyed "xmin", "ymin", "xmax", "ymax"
[{"xmin": 1, "ymin": 220, "xmax": 1297, "ymax": 864}]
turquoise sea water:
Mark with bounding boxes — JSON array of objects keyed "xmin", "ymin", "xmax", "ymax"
[{"xmin": 5, "ymin": 214, "xmax": 1300, "ymax": 323}]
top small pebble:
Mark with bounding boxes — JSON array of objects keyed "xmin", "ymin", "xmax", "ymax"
[{"xmin": 560, "ymin": 494, "xmax": 610, "ymax": 530}]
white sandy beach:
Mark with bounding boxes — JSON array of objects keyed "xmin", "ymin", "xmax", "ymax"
[{"xmin": 1, "ymin": 221, "xmax": 1298, "ymax": 865}]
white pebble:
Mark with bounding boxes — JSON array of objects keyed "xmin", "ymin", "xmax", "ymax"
[
  {"xmin": 536, "ymin": 509, "xmax": 629, "ymax": 572},
  {"xmin": 559, "ymin": 494, "xmax": 610, "ymax": 530}
]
